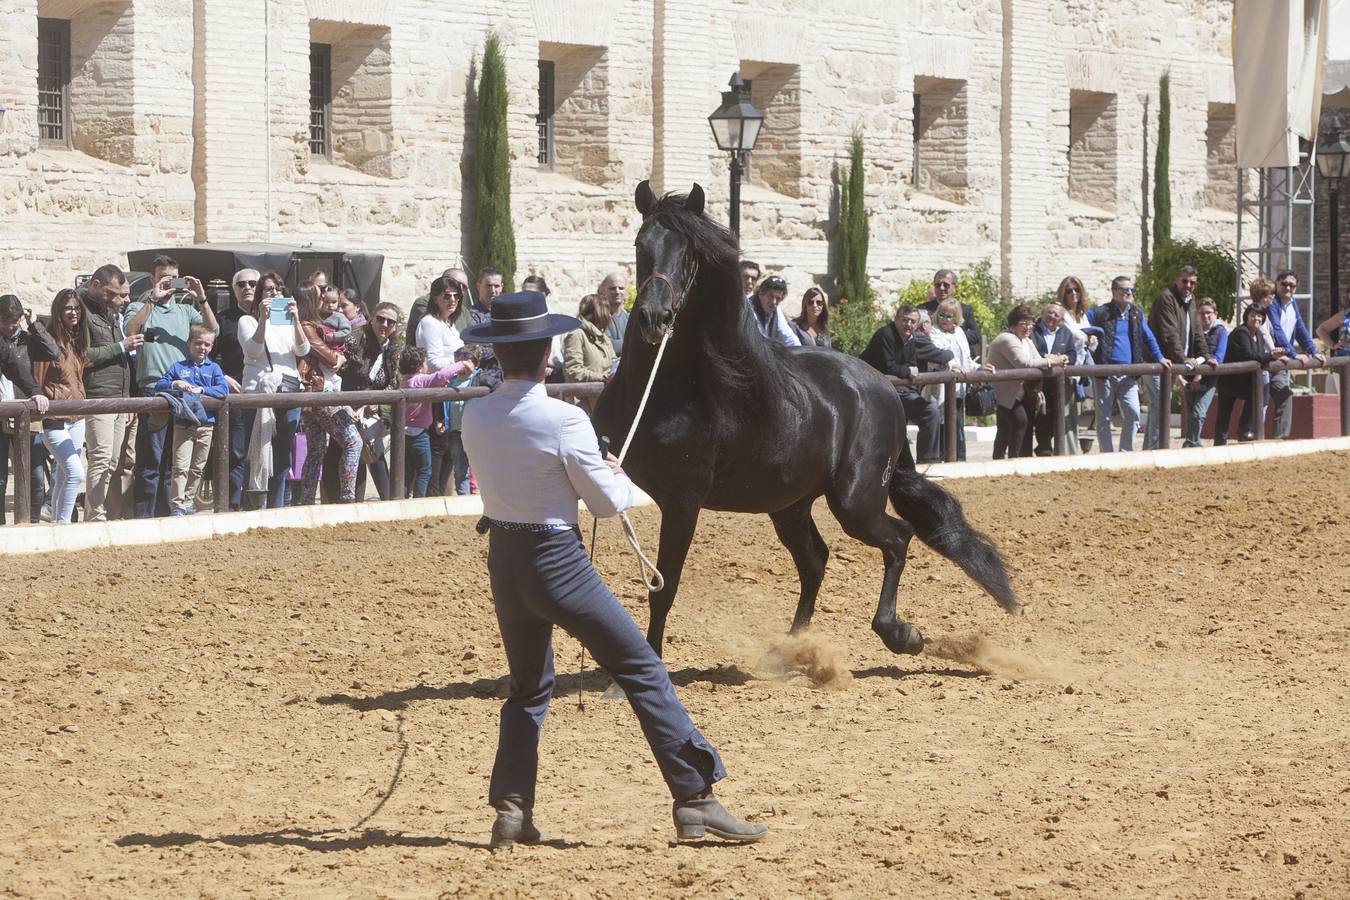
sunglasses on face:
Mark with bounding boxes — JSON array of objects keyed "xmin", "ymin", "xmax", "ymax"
[
  {"xmin": 1065, "ymin": 286, "xmax": 1081, "ymax": 294},
  {"xmin": 937, "ymin": 313, "xmax": 956, "ymax": 320},
  {"xmin": 373, "ymin": 315, "xmax": 398, "ymax": 326},
  {"xmin": 1278, "ymin": 281, "xmax": 1297, "ymax": 288},
  {"xmin": 806, "ymin": 299, "xmax": 824, "ymax": 306},
  {"xmin": 1118, "ymin": 287, "xmax": 1136, "ymax": 295},
  {"xmin": 934, "ymin": 282, "xmax": 954, "ymax": 290},
  {"xmin": 235, "ymin": 280, "xmax": 258, "ymax": 289},
  {"xmin": 62, "ymin": 305, "xmax": 81, "ymax": 313}
]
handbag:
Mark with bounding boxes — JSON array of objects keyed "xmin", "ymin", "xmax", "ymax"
[
  {"xmin": 964, "ymin": 383, "xmax": 996, "ymax": 417},
  {"xmin": 355, "ymin": 415, "xmax": 389, "ymax": 465},
  {"xmin": 265, "ymin": 345, "xmax": 303, "ymax": 393}
]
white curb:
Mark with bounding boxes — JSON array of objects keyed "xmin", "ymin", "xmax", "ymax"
[{"xmin": 3, "ymin": 436, "xmax": 1348, "ymax": 556}]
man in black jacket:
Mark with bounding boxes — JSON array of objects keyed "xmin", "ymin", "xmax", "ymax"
[
  {"xmin": 860, "ymin": 303, "xmax": 952, "ymax": 463},
  {"xmin": 79, "ymin": 264, "xmax": 141, "ymax": 521}
]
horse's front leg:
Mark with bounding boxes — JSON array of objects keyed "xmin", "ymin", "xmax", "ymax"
[
  {"xmin": 770, "ymin": 497, "xmax": 830, "ymax": 633},
  {"xmin": 645, "ymin": 499, "xmax": 702, "ymax": 657}
]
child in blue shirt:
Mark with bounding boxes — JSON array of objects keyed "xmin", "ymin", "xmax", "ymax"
[{"xmin": 154, "ymin": 324, "xmax": 229, "ymax": 514}]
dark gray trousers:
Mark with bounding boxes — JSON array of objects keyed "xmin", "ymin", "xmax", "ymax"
[{"xmin": 486, "ymin": 526, "xmax": 725, "ymax": 805}]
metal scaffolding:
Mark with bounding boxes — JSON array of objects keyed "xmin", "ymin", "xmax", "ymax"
[{"xmin": 1236, "ymin": 153, "xmax": 1317, "ymax": 323}]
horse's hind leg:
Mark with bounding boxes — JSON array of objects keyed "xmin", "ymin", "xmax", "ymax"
[
  {"xmin": 825, "ymin": 492, "xmax": 924, "ymax": 655},
  {"xmin": 769, "ymin": 497, "xmax": 830, "ymax": 633}
]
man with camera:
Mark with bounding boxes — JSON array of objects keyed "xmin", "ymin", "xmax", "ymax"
[{"xmin": 124, "ymin": 255, "xmax": 219, "ymax": 518}]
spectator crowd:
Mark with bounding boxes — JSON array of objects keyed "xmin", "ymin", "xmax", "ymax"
[{"xmin": 3, "ymin": 255, "xmax": 1350, "ymax": 525}]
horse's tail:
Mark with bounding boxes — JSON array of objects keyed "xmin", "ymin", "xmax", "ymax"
[{"xmin": 888, "ymin": 470, "xmax": 1021, "ymax": 615}]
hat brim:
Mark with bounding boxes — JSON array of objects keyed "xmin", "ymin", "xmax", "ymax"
[{"xmin": 460, "ymin": 313, "xmax": 582, "ymax": 344}]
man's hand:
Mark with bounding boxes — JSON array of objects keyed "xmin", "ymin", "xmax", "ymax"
[
  {"xmin": 604, "ymin": 452, "xmax": 624, "ymax": 476},
  {"xmin": 22, "ymin": 307, "xmax": 35, "ymax": 327},
  {"xmin": 121, "ymin": 333, "xmax": 144, "ymax": 352},
  {"xmin": 29, "ymin": 394, "xmax": 50, "ymax": 414},
  {"xmin": 186, "ymin": 276, "xmax": 206, "ymax": 306},
  {"xmin": 152, "ymin": 276, "xmax": 173, "ymax": 303}
]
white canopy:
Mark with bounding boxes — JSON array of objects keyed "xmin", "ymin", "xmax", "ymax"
[{"xmin": 1233, "ymin": 0, "xmax": 1329, "ymax": 167}]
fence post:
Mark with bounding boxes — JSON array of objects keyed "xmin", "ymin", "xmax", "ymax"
[
  {"xmin": 1157, "ymin": 367, "xmax": 1172, "ymax": 450},
  {"xmin": 14, "ymin": 407, "xmax": 32, "ymax": 524},
  {"xmin": 213, "ymin": 402, "xmax": 230, "ymax": 514},
  {"xmin": 1052, "ymin": 369, "xmax": 1067, "ymax": 456},
  {"xmin": 1251, "ymin": 366, "xmax": 1266, "ymax": 440},
  {"xmin": 942, "ymin": 380, "xmax": 959, "ymax": 462},
  {"xmin": 1340, "ymin": 364, "xmax": 1350, "ymax": 437},
  {"xmin": 389, "ymin": 397, "xmax": 406, "ymax": 500}
]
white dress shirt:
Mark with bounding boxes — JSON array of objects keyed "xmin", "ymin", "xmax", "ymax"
[{"xmin": 462, "ymin": 379, "xmax": 633, "ymax": 526}]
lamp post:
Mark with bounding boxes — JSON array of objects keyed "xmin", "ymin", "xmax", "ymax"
[
  {"xmin": 707, "ymin": 73, "xmax": 764, "ymax": 238},
  {"xmin": 1316, "ymin": 114, "xmax": 1350, "ymax": 316}
]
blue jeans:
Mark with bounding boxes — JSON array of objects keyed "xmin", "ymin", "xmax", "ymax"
[
  {"xmin": 228, "ymin": 404, "xmax": 250, "ymax": 511},
  {"xmin": 0, "ymin": 431, "xmax": 47, "ymax": 524},
  {"xmin": 449, "ymin": 430, "xmax": 471, "ymax": 494},
  {"xmin": 405, "ymin": 431, "xmax": 432, "ymax": 497},
  {"xmin": 1182, "ymin": 383, "xmax": 1216, "ymax": 447},
  {"xmin": 1142, "ymin": 373, "xmax": 1162, "ymax": 450},
  {"xmin": 1096, "ymin": 375, "xmax": 1141, "ymax": 452},
  {"xmin": 486, "ymin": 526, "xmax": 725, "ymax": 804},
  {"xmin": 239, "ymin": 406, "xmax": 301, "ymax": 509},
  {"xmin": 134, "ymin": 411, "xmax": 174, "ymax": 518}
]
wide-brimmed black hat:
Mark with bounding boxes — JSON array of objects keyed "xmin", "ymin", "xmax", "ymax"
[{"xmin": 459, "ymin": 291, "xmax": 580, "ymax": 344}]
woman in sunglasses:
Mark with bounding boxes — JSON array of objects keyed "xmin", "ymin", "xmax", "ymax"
[
  {"xmin": 789, "ymin": 286, "xmax": 832, "ymax": 348},
  {"xmin": 36, "ymin": 288, "xmax": 89, "ymax": 523}
]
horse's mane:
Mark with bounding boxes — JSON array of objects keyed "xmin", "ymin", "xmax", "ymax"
[{"xmin": 645, "ymin": 192, "xmax": 805, "ymax": 441}]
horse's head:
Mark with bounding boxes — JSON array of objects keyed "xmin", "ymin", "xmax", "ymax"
[{"xmin": 631, "ymin": 180, "xmax": 705, "ymax": 344}]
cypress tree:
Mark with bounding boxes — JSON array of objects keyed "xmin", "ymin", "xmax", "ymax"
[
  {"xmin": 837, "ymin": 130, "xmax": 870, "ymax": 306},
  {"xmin": 1152, "ymin": 71, "xmax": 1171, "ymax": 251},
  {"xmin": 471, "ymin": 34, "xmax": 516, "ymax": 282}
]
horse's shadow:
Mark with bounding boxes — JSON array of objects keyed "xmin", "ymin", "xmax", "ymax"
[
  {"xmin": 315, "ymin": 662, "xmax": 984, "ymax": 712},
  {"xmin": 114, "ymin": 827, "xmax": 585, "ymax": 853}
]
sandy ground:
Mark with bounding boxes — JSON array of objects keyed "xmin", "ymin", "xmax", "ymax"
[{"xmin": 3, "ymin": 452, "xmax": 1350, "ymax": 898}]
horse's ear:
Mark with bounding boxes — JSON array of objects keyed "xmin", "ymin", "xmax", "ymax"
[
  {"xmin": 685, "ymin": 183, "xmax": 705, "ymax": 215},
  {"xmin": 635, "ymin": 180, "xmax": 656, "ymax": 217}
]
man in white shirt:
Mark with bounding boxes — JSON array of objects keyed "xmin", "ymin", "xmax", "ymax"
[{"xmin": 461, "ymin": 292, "xmax": 766, "ymax": 849}]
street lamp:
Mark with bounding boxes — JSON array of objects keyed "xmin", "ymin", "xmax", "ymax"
[
  {"xmin": 1315, "ymin": 113, "xmax": 1350, "ymax": 314},
  {"xmin": 707, "ymin": 72, "xmax": 764, "ymax": 238}
]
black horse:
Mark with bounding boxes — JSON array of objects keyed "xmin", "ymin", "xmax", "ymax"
[{"xmin": 592, "ymin": 182, "xmax": 1020, "ymax": 659}]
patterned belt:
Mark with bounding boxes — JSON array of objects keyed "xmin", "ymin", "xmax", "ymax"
[{"xmin": 476, "ymin": 516, "xmax": 573, "ymax": 534}]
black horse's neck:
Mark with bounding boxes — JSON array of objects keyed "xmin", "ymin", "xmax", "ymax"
[{"xmin": 619, "ymin": 212, "xmax": 799, "ymax": 444}]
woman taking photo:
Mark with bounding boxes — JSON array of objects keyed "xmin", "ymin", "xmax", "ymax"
[
  {"xmin": 789, "ymin": 286, "xmax": 832, "ymax": 348},
  {"xmin": 238, "ymin": 270, "xmax": 308, "ymax": 509},
  {"xmin": 986, "ymin": 304, "xmax": 1066, "ymax": 460},
  {"xmin": 295, "ymin": 288, "xmax": 362, "ymax": 505},
  {"xmin": 37, "ymin": 288, "xmax": 89, "ymax": 523},
  {"xmin": 563, "ymin": 293, "xmax": 617, "ymax": 412}
]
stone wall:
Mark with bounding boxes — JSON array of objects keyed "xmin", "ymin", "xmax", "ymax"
[{"xmin": 0, "ymin": 0, "xmax": 1242, "ymax": 322}]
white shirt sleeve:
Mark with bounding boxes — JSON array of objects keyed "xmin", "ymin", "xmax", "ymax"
[
  {"xmin": 775, "ymin": 307, "xmax": 802, "ymax": 347},
  {"xmin": 559, "ymin": 409, "xmax": 633, "ymax": 518}
]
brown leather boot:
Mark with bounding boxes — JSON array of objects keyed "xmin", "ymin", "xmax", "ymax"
[
  {"xmin": 672, "ymin": 790, "xmax": 768, "ymax": 842},
  {"xmin": 489, "ymin": 797, "xmax": 541, "ymax": 850}
]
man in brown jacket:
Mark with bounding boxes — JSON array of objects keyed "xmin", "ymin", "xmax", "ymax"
[
  {"xmin": 1143, "ymin": 266, "xmax": 1207, "ymax": 449},
  {"xmin": 80, "ymin": 264, "xmax": 143, "ymax": 520}
]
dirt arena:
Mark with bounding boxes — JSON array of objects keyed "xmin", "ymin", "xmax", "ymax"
[{"xmin": 3, "ymin": 452, "xmax": 1349, "ymax": 898}]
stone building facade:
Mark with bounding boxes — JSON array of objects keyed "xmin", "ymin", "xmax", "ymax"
[{"xmin": 1, "ymin": 0, "xmax": 1239, "ymax": 318}]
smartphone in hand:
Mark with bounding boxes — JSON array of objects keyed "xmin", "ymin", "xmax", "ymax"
[{"xmin": 269, "ymin": 296, "xmax": 292, "ymax": 326}]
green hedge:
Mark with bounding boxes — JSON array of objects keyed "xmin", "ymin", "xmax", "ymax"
[{"xmin": 1135, "ymin": 237, "xmax": 1237, "ymax": 320}]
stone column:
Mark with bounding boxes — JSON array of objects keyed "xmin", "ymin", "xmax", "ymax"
[{"xmin": 999, "ymin": 0, "xmax": 1053, "ymax": 297}]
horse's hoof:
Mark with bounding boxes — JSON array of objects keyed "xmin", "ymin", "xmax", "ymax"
[{"xmin": 874, "ymin": 621, "xmax": 925, "ymax": 655}]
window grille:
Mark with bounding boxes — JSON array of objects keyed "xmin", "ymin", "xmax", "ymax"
[
  {"xmin": 309, "ymin": 43, "xmax": 332, "ymax": 158},
  {"xmin": 537, "ymin": 60, "xmax": 555, "ymax": 166},
  {"xmin": 37, "ymin": 18, "xmax": 71, "ymax": 146}
]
